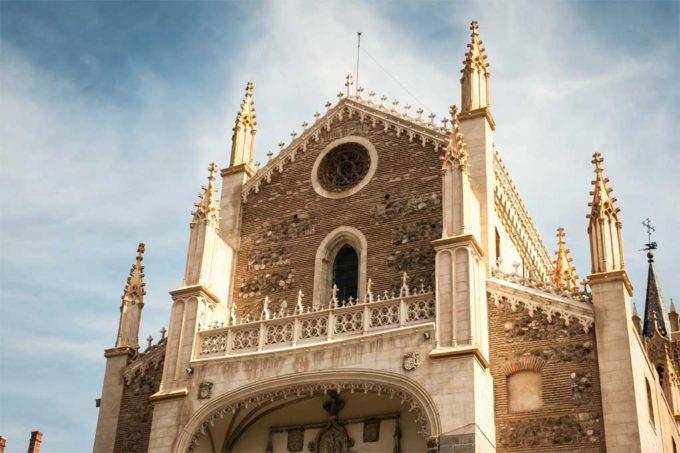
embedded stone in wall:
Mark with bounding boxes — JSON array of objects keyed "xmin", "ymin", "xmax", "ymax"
[
  {"xmin": 247, "ymin": 247, "xmax": 291, "ymax": 271},
  {"xmin": 387, "ymin": 246, "xmax": 435, "ymax": 272},
  {"xmin": 571, "ymin": 372, "xmax": 593, "ymax": 404},
  {"xmin": 255, "ymin": 216, "xmax": 315, "ymax": 245},
  {"xmin": 501, "ymin": 310, "xmax": 584, "ymax": 343},
  {"xmin": 392, "ymin": 221, "xmax": 441, "ymax": 245},
  {"xmin": 528, "ymin": 342, "xmax": 594, "ymax": 364},
  {"xmin": 371, "ymin": 192, "xmax": 441, "ymax": 221},
  {"xmin": 501, "ymin": 412, "xmax": 602, "ymax": 448},
  {"xmin": 239, "ymin": 270, "xmax": 296, "ymax": 299}
]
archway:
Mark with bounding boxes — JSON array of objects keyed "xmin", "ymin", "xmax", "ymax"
[{"xmin": 176, "ymin": 370, "xmax": 441, "ymax": 453}]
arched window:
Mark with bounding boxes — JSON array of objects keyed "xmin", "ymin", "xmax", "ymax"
[{"xmin": 333, "ymin": 244, "xmax": 358, "ymax": 304}]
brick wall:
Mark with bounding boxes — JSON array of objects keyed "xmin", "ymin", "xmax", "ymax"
[
  {"xmin": 113, "ymin": 342, "xmax": 165, "ymax": 453},
  {"xmin": 488, "ymin": 299, "xmax": 606, "ymax": 452},
  {"xmin": 233, "ymin": 115, "xmax": 443, "ymax": 317}
]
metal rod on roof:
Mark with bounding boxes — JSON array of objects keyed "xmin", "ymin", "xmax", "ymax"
[{"xmin": 356, "ymin": 32, "xmax": 362, "ymax": 96}]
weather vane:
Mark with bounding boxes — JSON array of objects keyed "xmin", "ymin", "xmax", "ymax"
[{"xmin": 641, "ymin": 217, "xmax": 657, "ymax": 254}]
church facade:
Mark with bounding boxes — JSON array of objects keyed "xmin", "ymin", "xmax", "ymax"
[{"xmin": 93, "ymin": 22, "xmax": 680, "ymax": 453}]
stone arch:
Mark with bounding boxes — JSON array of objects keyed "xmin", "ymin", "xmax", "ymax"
[
  {"xmin": 313, "ymin": 226, "xmax": 368, "ymax": 308},
  {"xmin": 176, "ymin": 369, "xmax": 441, "ymax": 453}
]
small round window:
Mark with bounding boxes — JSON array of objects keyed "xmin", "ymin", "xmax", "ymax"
[{"xmin": 318, "ymin": 143, "xmax": 371, "ymax": 193}]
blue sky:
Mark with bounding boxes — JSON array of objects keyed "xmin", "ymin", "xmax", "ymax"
[{"xmin": 0, "ymin": 1, "xmax": 678, "ymax": 451}]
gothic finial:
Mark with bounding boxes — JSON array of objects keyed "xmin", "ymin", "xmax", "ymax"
[
  {"xmin": 191, "ymin": 162, "xmax": 220, "ymax": 227},
  {"xmin": 160, "ymin": 327, "xmax": 167, "ymax": 340},
  {"xmin": 146, "ymin": 335, "xmax": 153, "ymax": 349},
  {"xmin": 553, "ymin": 227, "xmax": 579, "ymax": 291},
  {"xmin": 632, "ymin": 302, "xmax": 640, "ymax": 319},
  {"xmin": 345, "ymin": 74, "xmax": 354, "ymax": 96},
  {"xmin": 642, "ymin": 240, "xmax": 670, "ymax": 339},
  {"xmin": 400, "ymin": 272, "xmax": 410, "ymax": 298},
  {"xmin": 441, "ymin": 105, "xmax": 469, "ymax": 173},
  {"xmin": 330, "ymin": 284, "xmax": 339, "ymax": 308},
  {"xmin": 671, "ymin": 299, "xmax": 677, "ymax": 314},
  {"xmin": 230, "ymin": 302, "xmax": 238, "ymax": 325},
  {"xmin": 262, "ymin": 296, "xmax": 271, "ymax": 320},
  {"xmin": 122, "ymin": 242, "xmax": 146, "ymax": 305},
  {"xmin": 296, "ymin": 290, "xmax": 304, "ymax": 314},
  {"xmin": 460, "ymin": 20, "xmax": 490, "ymax": 113},
  {"xmin": 229, "ymin": 81, "xmax": 257, "ymax": 168},
  {"xmin": 587, "ymin": 151, "xmax": 625, "ymax": 274}
]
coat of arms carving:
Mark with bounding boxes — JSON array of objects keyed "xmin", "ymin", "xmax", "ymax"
[
  {"xmin": 403, "ymin": 352, "xmax": 421, "ymax": 371},
  {"xmin": 198, "ymin": 382, "xmax": 213, "ymax": 400}
]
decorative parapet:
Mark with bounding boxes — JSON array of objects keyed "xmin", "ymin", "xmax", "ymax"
[
  {"xmin": 123, "ymin": 337, "xmax": 167, "ymax": 385},
  {"xmin": 493, "ymin": 150, "xmax": 553, "ymax": 280},
  {"xmin": 241, "ymin": 93, "xmax": 450, "ymax": 203},
  {"xmin": 487, "ymin": 273, "xmax": 594, "ymax": 334},
  {"xmin": 195, "ymin": 291, "xmax": 435, "ymax": 360}
]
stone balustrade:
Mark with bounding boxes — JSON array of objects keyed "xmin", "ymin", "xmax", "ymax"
[{"xmin": 196, "ymin": 292, "xmax": 435, "ymax": 359}]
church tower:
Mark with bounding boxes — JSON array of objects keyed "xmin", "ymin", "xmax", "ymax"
[{"xmin": 94, "ymin": 244, "xmax": 146, "ymax": 453}]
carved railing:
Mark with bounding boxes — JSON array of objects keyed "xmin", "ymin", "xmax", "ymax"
[{"xmin": 196, "ymin": 292, "xmax": 435, "ymax": 359}]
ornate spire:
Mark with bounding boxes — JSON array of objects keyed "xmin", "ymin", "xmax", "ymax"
[
  {"xmin": 553, "ymin": 227, "xmax": 579, "ymax": 291},
  {"xmin": 191, "ymin": 162, "xmax": 220, "ymax": 227},
  {"xmin": 115, "ymin": 243, "xmax": 146, "ymax": 349},
  {"xmin": 122, "ymin": 243, "xmax": 146, "ymax": 306},
  {"xmin": 586, "ymin": 152, "xmax": 625, "ymax": 274},
  {"xmin": 460, "ymin": 20, "xmax": 490, "ymax": 113},
  {"xmin": 441, "ymin": 105, "xmax": 469, "ymax": 173},
  {"xmin": 642, "ymin": 241, "xmax": 669, "ymax": 339},
  {"xmin": 229, "ymin": 81, "xmax": 257, "ymax": 168}
]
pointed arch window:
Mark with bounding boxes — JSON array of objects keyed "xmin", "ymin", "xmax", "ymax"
[{"xmin": 333, "ymin": 244, "xmax": 359, "ymax": 304}]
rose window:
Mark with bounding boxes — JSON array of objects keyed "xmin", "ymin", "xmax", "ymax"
[{"xmin": 318, "ymin": 143, "xmax": 371, "ymax": 192}]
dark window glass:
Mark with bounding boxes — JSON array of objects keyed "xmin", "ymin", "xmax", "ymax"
[{"xmin": 333, "ymin": 244, "xmax": 359, "ymax": 304}]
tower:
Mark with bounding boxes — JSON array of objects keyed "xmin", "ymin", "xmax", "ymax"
[
  {"xmin": 93, "ymin": 244, "xmax": 146, "ymax": 453},
  {"xmin": 586, "ymin": 152, "xmax": 644, "ymax": 452}
]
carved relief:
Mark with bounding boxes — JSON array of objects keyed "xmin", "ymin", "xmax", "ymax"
[
  {"xmin": 403, "ymin": 352, "xmax": 422, "ymax": 371},
  {"xmin": 363, "ymin": 419, "xmax": 380, "ymax": 443},
  {"xmin": 198, "ymin": 382, "xmax": 213, "ymax": 400},
  {"xmin": 287, "ymin": 428, "xmax": 305, "ymax": 452}
]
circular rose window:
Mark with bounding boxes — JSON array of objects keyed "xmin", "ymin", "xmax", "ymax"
[{"xmin": 318, "ymin": 143, "xmax": 371, "ymax": 192}]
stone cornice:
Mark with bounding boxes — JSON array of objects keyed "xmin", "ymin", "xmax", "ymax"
[
  {"xmin": 456, "ymin": 106, "xmax": 495, "ymax": 130},
  {"xmin": 428, "ymin": 345, "xmax": 490, "ymax": 369},
  {"xmin": 241, "ymin": 96, "xmax": 451, "ymax": 203},
  {"xmin": 487, "ymin": 277, "xmax": 594, "ymax": 334},
  {"xmin": 221, "ymin": 163, "xmax": 254, "ymax": 178},
  {"xmin": 149, "ymin": 388, "xmax": 188, "ymax": 402},
  {"xmin": 170, "ymin": 284, "xmax": 221, "ymax": 304},
  {"xmin": 431, "ymin": 234, "xmax": 484, "ymax": 257},
  {"xmin": 104, "ymin": 346, "xmax": 135, "ymax": 358},
  {"xmin": 588, "ymin": 270, "xmax": 633, "ymax": 296}
]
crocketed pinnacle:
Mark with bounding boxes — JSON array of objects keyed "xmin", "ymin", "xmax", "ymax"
[
  {"xmin": 236, "ymin": 81, "xmax": 257, "ymax": 130},
  {"xmin": 642, "ymin": 253, "xmax": 670, "ymax": 339},
  {"xmin": 586, "ymin": 152, "xmax": 626, "ymax": 273},
  {"xmin": 191, "ymin": 162, "xmax": 220, "ymax": 227},
  {"xmin": 553, "ymin": 227, "xmax": 579, "ymax": 291},
  {"xmin": 441, "ymin": 105, "xmax": 470, "ymax": 173},
  {"xmin": 462, "ymin": 20, "xmax": 489, "ymax": 76},
  {"xmin": 122, "ymin": 243, "xmax": 146, "ymax": 305}
]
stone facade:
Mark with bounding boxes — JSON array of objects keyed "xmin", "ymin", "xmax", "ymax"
[{"xmin": 92, "ymin": 20, "xmax": 679, "ymax": 453}]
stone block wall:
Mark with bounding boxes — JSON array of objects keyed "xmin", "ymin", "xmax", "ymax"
[
  {"xmin": 113, "ymin": 341, "xmax": 165, "ymax": 453},
  {"xmin": 233, "ymin": 115, "xmax": 443, "ymax": 318},
  {"xmin": 488, "ymin": 298, "xmax": 606, "ymax": 452}
]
